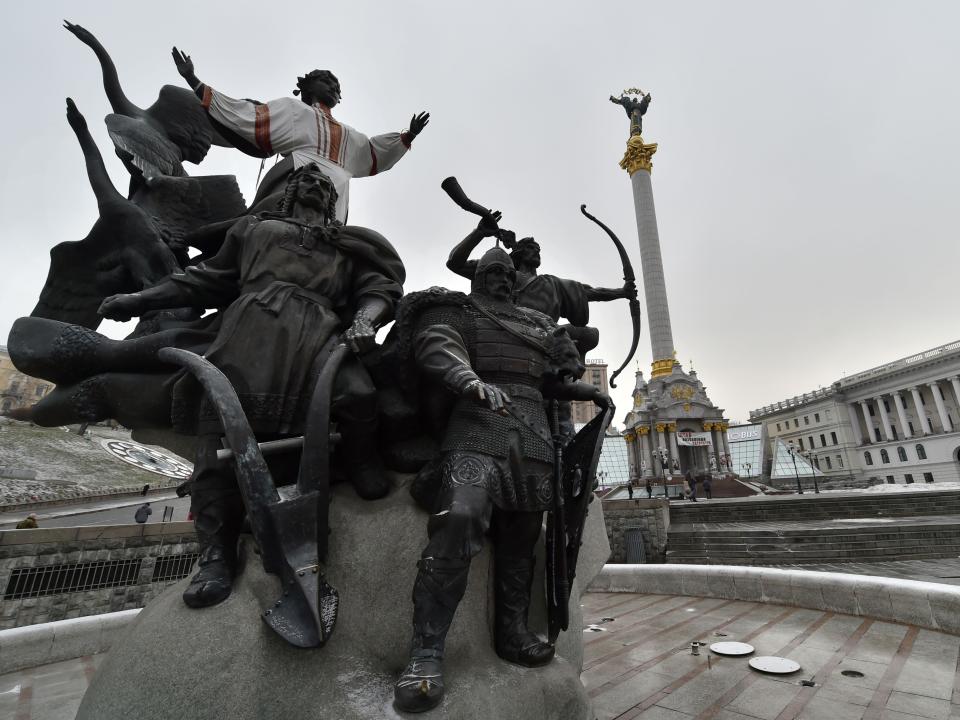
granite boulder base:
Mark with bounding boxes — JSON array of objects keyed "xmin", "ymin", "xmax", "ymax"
[{"xmin": 76, "ymin": 477, "xmax": 609, "ymax": 720}]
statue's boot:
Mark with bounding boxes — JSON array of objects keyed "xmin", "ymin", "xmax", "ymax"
[
  {"xmin": 8, "ymin": 317, "xmax": 209, "ymax": 385},
  {"xmin": 394, "ymin": 557, "xmax": 470, "ymax": 713},
  {"xmin": 494, "ymin": 555, "xmax": 555, "ymax": 667},
  {"xmin": 339, "ymin": 417, "xmax": 390, "ymax": 500},
  {"xmin": 182, "ymin": 453, "xmax": 244, "ymax": 609}
]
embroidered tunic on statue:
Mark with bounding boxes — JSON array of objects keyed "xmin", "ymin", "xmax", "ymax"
[
  {"xmin": 197, "ymin": 85, "xmax": 412, "ymax": 222},
  {"xmin": 169, "ymin": 214, "xmax": 404, "ymax": 434}
]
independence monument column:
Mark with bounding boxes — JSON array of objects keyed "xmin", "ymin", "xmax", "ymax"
[
  {"xmin": 612, "ymin": 90, "xmax": 728, "ymax": 488},
  {"xmin": 610, "ymin": 89, "xmax": 674, "ymax": 378}
]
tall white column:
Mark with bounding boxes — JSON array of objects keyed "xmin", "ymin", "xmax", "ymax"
[
  {"xmin": 909, "ymin": 387, "xmax": 933, "ymax": 435},
  {"xmin": 624, "ymin": 138, "xmax": 675, "ymax": 377},
  {"xmin": 950, "ymin": 376, "xmax": 960, "ymax": 414},
  {"xmin": 859, "ymin": 401, "xmax": 875, "ymax": 442},
  {"xmin": 653, "ymin": 424, "xmax": 666, "ymax": 474},
  {"xmin": 875, "ymin": 395, "xmax": 894, "ymax": 441},
  {"xmin": 847, "ymin": 404, "xmax": 864, "ymax": 445},
  {"xmin": 668, "ymin": 425, "xmax": 680, "ymax": 475},
  {"xmin": 892, "ymin": 391, "xmax": 912, "ymax": 439},
  {"xmin": 929, "ymin": 382, "xmax": 953, "ymax": 433},
  {"xmin": 638, "ymin": 431, "xmax": 650, "ymax": 477}
]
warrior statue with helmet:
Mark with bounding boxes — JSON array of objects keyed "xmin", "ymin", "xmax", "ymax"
[{"xmin": 387, "ymin": 245, "xmax": 613, "ymax": 712}]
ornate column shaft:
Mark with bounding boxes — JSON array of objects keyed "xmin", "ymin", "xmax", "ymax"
[
  {"xmin": 859, "ymin": 401, "xmax": 875, "ymax": 442},
  {"xmin": 654, "ymin": 423, "xmax": 666, "ymax": 474},
  {"xmin": 929, "ymin": 382, "xmax": 952, "ymax": 433},
  {"xmin": 949, "ymin": 376, "xmax": 960, "ymax": 412},
  {"xmin": 721, "ymin": 423, "xmax": 731, "ymax": 460},
  {"xmin": 875, "ymin": 395, "xmax": 894, "ymax": 441},
  {"xmin": 892, "ymin": 391, "xmax": 912, "ymax": 439},
  {"xmin": 910, "ymin": 387, "xmax": 933, "ymax": 435},
  {"xmin": 667, "ymin": 424, "xmax": 680, "ymax": 474},
  {"xmin": 622, "ymin": 136, "xmax": 674, "ymax": 377},
  {"xmin": 638, "ymin": 427, "xmax": 652, "ymax": 477},
  {"xmin": 847, "ymin": 404, "xmax": 864, "ymax": 445}
]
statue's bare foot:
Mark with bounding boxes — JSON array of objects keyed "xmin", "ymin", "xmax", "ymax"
[{"xmin": 394, "ymin": 657, "xmax": 444, "ymax": 713}]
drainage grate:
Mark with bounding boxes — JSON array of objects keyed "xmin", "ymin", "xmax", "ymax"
[
  {"xmin": 151, "ymin": 553, "xmax": 199, "ymax": 583},
  {"xmin": 4, "ymin": 559, "xmax": 143, "ymax": 600}
]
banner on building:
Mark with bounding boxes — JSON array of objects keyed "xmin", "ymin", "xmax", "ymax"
[{"xmin": 676, "ymin": 431, "xmax": 714, "ymax": 447}]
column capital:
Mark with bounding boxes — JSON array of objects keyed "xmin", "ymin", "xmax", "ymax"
[
  {"xmin": 623, "ymin": 431, "xmax": 636, "ymax": 443},
  {"xmin": 637, "ymin": 426, "xmax": 651, "ymax": 435},
  {"xmin": 703, "ymin": 422, "xmax": 713, "ymax": 432},
  {"xmin": 655, "ymin": 423, "xmax": 666, "ymax": 433},
  {"xmin": 666, "ymin": 423, "xmax": 677, "ymax": 432},
  {"xmin": 620, "ymin": 134, "xmax": 658, "ymax": 175},
  {"xmin": 892, "ymin": 389, "xmax": 904, "ymax": 397},
  {"xmin": 907, "ymin": 386, "xmax": 919, "ymax": 393}
]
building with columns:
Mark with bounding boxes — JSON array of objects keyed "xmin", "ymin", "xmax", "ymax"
[
  {"xmin": 610, "ymin": 93, "xmax": 729, "ymax": 485},
  {"xmin": 571, "ymin": 359, "xmax": 608, "ymax": 425},
  {"xmin": 750, "ymin": 339, "xmax": 960, "ymax": 484}
]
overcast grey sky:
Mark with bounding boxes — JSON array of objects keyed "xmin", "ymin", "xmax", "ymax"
[{"xmin": 1, "ymin": 1, "xmax": 958, "ymax": 425}]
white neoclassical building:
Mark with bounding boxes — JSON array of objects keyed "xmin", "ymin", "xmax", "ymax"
[{"xmin": 750, "ymin": 339, "xmax": 960, "ymax": 485}]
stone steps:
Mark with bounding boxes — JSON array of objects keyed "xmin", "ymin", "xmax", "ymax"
[
  {"xmin": 668, "ymin": 491, "xmax": 960, "ymax": 524},
  {"xmin": 668, "ymin": 552, "xmax": 960, "ymax": 565},
  {"xmin": 666, "ymin": 524, "xmax": 960, "ymax": 564}
]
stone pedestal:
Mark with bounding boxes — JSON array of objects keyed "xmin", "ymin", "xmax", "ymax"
[{"xmin": 76, "ymin": 478, "xmax": 609, "ymax": 720}]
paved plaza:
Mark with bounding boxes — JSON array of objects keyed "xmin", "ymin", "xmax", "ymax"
[
  {"xmin": 583, "ymin": 591, "xmax": 960, "ymax": 720},
  {"xmin": 5, "ymin": 590, "xmax": 959, "ymax": 719},
  {"xmin": 0, "ymin": 654, "xmax": 102, "ymax": 720}
]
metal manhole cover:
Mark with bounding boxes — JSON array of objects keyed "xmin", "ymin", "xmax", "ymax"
[
  {"xmin": 100, "ymin": 439, "xmax": 193, "ymax": 479},
  {"xmin": 749, "ymin": 656, "xmax": 801, "ymax": 674},
  {"xmin": 710, "ymin": 642, "xmax": 755, "ymax": 656}
]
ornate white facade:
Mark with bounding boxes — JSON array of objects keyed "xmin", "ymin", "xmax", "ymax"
[{"xmin": 750, "ymin": 340, "xmax": 960, "ymax": 484}]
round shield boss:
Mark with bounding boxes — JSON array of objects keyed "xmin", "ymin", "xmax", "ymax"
[
  {"xmin": 749, "ymin": 656, "xmax": 801, "ymax": 674},
  {"xmin": 710, "ymin": 642, "xmax": 755, "ymax": 656}
]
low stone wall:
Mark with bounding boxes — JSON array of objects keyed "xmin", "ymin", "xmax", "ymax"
[
  {"xmin": 0, "ymin": 608, "xmax": 140, "ymax": 675},
  {"xmin": 592, "ymin": 564, "xmax": 960, "ymax": 636},
  {"xmin": 0, "ymin": 523, "xmax": 198, "ymax": 629},
  {"xmin": 601, "ymin": 498, "xmax": 670, "ymax": 563}
]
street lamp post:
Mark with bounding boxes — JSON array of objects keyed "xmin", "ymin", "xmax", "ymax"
[{"xmin": 787, "ymin": 441, "xmax": 804, "ymax": 494}]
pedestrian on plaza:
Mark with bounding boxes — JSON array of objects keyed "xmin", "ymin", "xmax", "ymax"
[
  {"xmin": 685, "ymin": 470, "xmax": 697, "ymax": 502},
  {"xmin": 15, "ymin": 513, "xmax": 38, "ymax": 529},
  {"xmin": 134, "ymin": 502, "xmax": 153, "ymax": 524},
  {"xmin": 703, "ymin": 474, "xmax": 713, "ymax": 500},
  {"xmin": 645, "ymin": 478, "xmax": 653, "ymax": 498},
  {"xmin": 627, "ymin": 482, "xmax": 634, "ymax": 499}
]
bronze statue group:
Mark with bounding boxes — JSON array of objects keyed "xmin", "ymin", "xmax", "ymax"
[{"xmin": 6, "ymin": 23, "xmax": 639, "ymax": 714}]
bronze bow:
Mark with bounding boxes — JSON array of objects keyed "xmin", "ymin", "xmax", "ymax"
[{"xmin": 580, "ymin": 204, "xmax": 641, "ymax": 388}]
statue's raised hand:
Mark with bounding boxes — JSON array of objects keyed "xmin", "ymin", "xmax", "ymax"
[
  {"xmin": 408, "ymin": 111, "xmax": 430, "ymax": 137},
  {"xmin": 171, "ymin": 47, "xmax": 195, "ymax": 81},
  {"xmin": 65, "ymin": 98, "xmax": 86, "ymax": 132},
  {"xmin": 63, "ymin": 20, "xmax": 97, "ymax": 47},
  {"xmin": 477, "ymin": 210, "xmax": 502, "ymax": 238}
]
